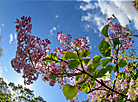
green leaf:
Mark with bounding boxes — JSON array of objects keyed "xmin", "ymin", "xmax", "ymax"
[
  {"xmin": 91, "ymin": 99, "xmax": 94, "ymax": 102},
  {"xmin": 101, "ymin": 24, "xmax": 109, "ymax": 37},
  {"xmin": 75, "ymin": 75, "xmax": 81, "ymax": 83},
  {"xmin": 94, "ymin": 68, "xmax": 107, "ymax": 78},
  {"xmin": 42, "ymin": 53, "xmax": 58, "ymax": 62},
  {"xmin": 77, "ymin": 50, "xmax": 92, "ymax": 58},
  {"xmin": 118, "ymin": 58, "xmax": 127, "ymax": 68},
  {"xmin": 81, "ymin": 83, "xmax": 90, "ymax": 93},
  {"xmin": 99, "ymin": 72, "xmax": 111, "ymax": 81},
  {"xmin": 113, "ymin": 38, "xmax": 120, "ymax": 46},
  {"xmin": 102, "ymin": 59, "xmax": 110, "ymax": 67},
  {"xmin": 50, "ymin": 75, "xmax": 58, "ymax": 81},
  {"xmin": 90, "ymin": 55, "xmax": 102, "ymax": 69},
  {"xmin": 104, "ymin": 49, "xmax": 111, "ymax": 57},
  {"xmin": 124, "ymin": 99, "xmax": 132, "ymax": 102},
  {"xmin": 95, "ymin": 69, "xmax": 100, "ymax": 73},
  {"xmin": 118, "ymin": 72, "xmax": 125, "ymax": 80},
  {"xmin": 63, "ymin": 84, "xmax": 78, "ymax": 100},
  {"xmin": 112, "ymin": 66, "xmax": 117, "ymax": 73},
  {"xmin": 81, "ymin": 50, "xmax": 92, "ymax": 57},
  {"xmin": 103, "ymin": 41, "xmax": 110, "ymax": 49},
  {"xmin": 93, "ymin": 55, "xmax": 102, "ymax": 64},
  {"xmin": 62, "ymin": 51, "xmax": 79, "ymax": 60},
  {"xmin": 77, "ymin": 74, "xmax": 89, "ymax": 85},
  {"xmin": 105, "ymin": 65, "xmax": 113, "ymax": 73},
  {"xmin": 87, "ymin": 64, "xmax": 96, "ymax": 73},
  {"xmin": 98, "ymin": 39, "xmax": 111, "ymax": 57},
  {"xmin": 43, "ymin": 76, "xmax": 47, "ymax": 82},
  {"xmin": 82, "ymin": 59, "xmax": 90, "ymax": 65},
  {"xmin": 68, "ymin": 60, "xmax": 81, "ymax": 69}
]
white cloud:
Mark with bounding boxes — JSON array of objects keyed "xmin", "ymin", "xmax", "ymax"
[
  {"xmin": 14, "ymin": 33, "xmax": 17, "ymax": 39},
  {"xmin": 14, "ymin": 33, "xmax": 17, "ymax": 43},
  {"xmin": 9, "ymin": 34, "xmax": 13, "ymax": 44},
  {"xmin": 1, "ymin": 24, "xmax": 4, "ymax": 27},
  {"xmin": 86, "ymin": 36, "xmax": 90, "ymax": 43},
  {"xmin": 81, "ymin": 13, "xmax": 106, "ymax": 31},
  {"xmin": 80, "ymin": 2, "xmax": 107, "ymax": 31},
  {"xmin": 98, "ymin": 1, "xmax": 138, "ymax": 29},
  {"xmin": 80, "ymin": 0, "xmax": 138, "ymax": 34},
  {"xmin": 49, "ymin": 25, "xmax": 59, "ymax": 36},
  {"xmin": 77, "ymin": 0, "xmax": 91, "ymax": 3},
  {"xmin": 84, "ymin": 24, "xmax": 90, "ymax": 31},
  {"xmin": 99, "ymin": 34, "xmax": 102, "ymax": 37},
  {"xmin": 94, "ymin": 28, "xmax": 97, "ymax": 33},
  {"xmin": 80, "ymin": 2, "xmax": 95, "ymax": 11},
  {"xmin": 0, "ymin": 28, "xmax": 1, "ymax": 32},
  {"xmin": 57, "ymin": 25, "xmax": 60, "ymax": 28},
  {"xmin": 93, "ymin": 15, "xmax": 107, "ymax": 31},
  {"xmin": 53, "ymin": 27, "xmax": 56, "ymax": 30},
  {"xmin": 4, "ymin": 66, "xmax": 7, "ymax": 72},
  {"xmin": 55, "ymin": 15, "xmax": 59, "ymax": 19},
  {"xmin": 49, "ymin": 27, "xmax": 56, "ymax": 35},
  {"xmin": 81, "ymin": 12, "xmax": 93, "ymax": 22}
]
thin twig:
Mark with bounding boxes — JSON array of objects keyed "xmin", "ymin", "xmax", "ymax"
[
  {"xmin": 87, "ymin": 86, "xmax": 103, "ymax": 93},
  {"xmin": 79, "ymin": 69, "xmax": 127, "ymax": 98}
]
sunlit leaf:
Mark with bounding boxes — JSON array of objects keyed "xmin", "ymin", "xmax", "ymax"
[
  {"xmin": 42, "ymin": 53, "xmax": 58, "ymax": 62},
  {"xmin": 101, "ymin": 24, "xmax": 109, "ymax": 37},
  {"xmin": 68, "ymin": 60, "xmax": 81, "ymax": 69},
  {"xmin": 75, "ymin": 75, "xmax": 81, "ymax": 83},
  {"xmin": 106, "ymin": 65, "xmax": 113, "ymax": 73},
  {"xmin": 91, "ymin": 99, "xmax": 94, "ymax": 102},
  {"xmin": 50, "ymin": 75, "xmax": 58, "ymax": 81},
  {"xmin": 81, "ymin": 83, "xmax": 90, "ymax": 93},
  {"xmin": 102, "ymin": 59, "xmax": 110, "ymax": 67},
  {"xmin": 93, "ymin": 55, "xmax": 102, "ymax": 64},
  {"xmin": 118, "ymin": 58, "xmax": 127, "ymax": 68},
  {"xmin": 113, "ymin": 38, "xmax": 120, "ymax": 47},
  {"xmin": 77, "ymin": 74, "xmax": 89, "ymax": 85},
  {"xmin": 98, "ymin": 39, "xmax": 111, "ymax": 57},
  {"xmin": 118, "ymin": 72, "xmax": 125, "ymax": 79},
  {"xmin": 82, "ymin": 59, "xmax": 91, "ymax": 65},
  {"xmin": 99, "ymin": 71, "xmax": 111, "ymax": 81},
  {"xmin": 94, "ymin": 68, "xmax": 107, "ymax": 78},
  {"xmin": 63, "ymin": 84, "xmax": 78, "ymax": 100},
  {"xmin": 87, "ymin": 64, "xmax": 97, "ymax": 73},
  {"xmin": 62, "ymin": 51, "xmax": 79, "ymax": 60}
]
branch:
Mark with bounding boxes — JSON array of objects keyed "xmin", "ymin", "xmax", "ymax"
[
  {"xmin": 57, "ymin": 53, "xmax": 127, "ymax": 98},
  {"xmin": 113, "ymin": 44, "xmax": 119, "ymax": 89},
  {"xmin": 126, "ymin": 28, "xmax": 138, "ymax": 37},
  {"xmin": 76, "ymin": 50, "xmax": 85, "ymax": 72},
  {"xmin": 27, "ymin": 49, "xmax": 35, "ymax": 69},
  {"xmin": 51, "ymin": 72, "xmax": 82, "ymax": 77},
  {"xmin": 58, "ymin": 58, "xmax": 68, "ymax": 64},
  {"xmin": 78, "ymin": 69, "xmax": 127, "ymax": 98},
  {"xmin": 87, "ymin": 86, "xmax": 103, "ymax": 93}
]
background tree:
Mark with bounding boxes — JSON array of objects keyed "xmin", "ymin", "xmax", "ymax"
[{"xmin": 0, "ymin": 77, "xmax": 46, "ymax": 102}]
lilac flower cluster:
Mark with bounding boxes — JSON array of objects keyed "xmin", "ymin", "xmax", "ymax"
[
  {"xmin": 106, "ymin": 15, "xmax": 134, "ymax": 62},
  {"xmin": 11, "ymin": 16, "xmax": 51, "ymax": 85},
  {"xmin": 132, "ymin": 0, "xmax": 138, "ymax": 11},
  {"xmin": 56, "ymin": 31, "xmax": 90, "ymax": 52}
]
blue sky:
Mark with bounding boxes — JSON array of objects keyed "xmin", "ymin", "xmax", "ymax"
[{"xmin": 0, "ymin": 0, "xmax": 138, "ymax": 102}]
